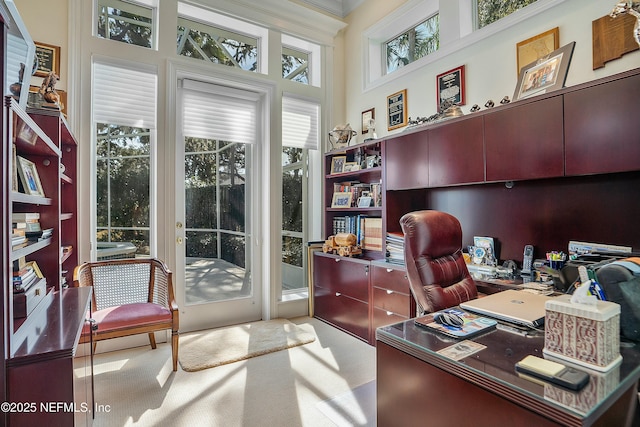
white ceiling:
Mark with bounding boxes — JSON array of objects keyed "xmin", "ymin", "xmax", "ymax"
[{"xmin": 299, "ymin": 0, "xmax": 365, "ymax": 18}]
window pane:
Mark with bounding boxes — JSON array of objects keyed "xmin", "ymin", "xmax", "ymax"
[
  {"xmin": 221, "ymin": 233, "xmax": 246, "ymax": 268},
  {"xmin": 282, "ymin": 47, "xmax": 309, "ymax": 84},
  {"xmin": 219, "ymin": 144, "xmax": 246, "ymax": 232},
  {"xmin": 186, "ymin": 230, "xmax": 218, "ymax": 258},
  {"xmin": 97, "ymin": 0, "xmax": 153, "ymax": 48},
  {"xmin": 96, "ymin": 122, "xmax": 150, "ymax": 257},
  {"xmin": 282, "ymin": 167, "xmax": 302, "ymax": 233},
  {"xmin": 386, "ymin": 14, "xmax": 439, "ymax": 74},
  {"xmin": 185, "ymin": 151, "xmax": 217, "ymax": 229},
  {"xmin": 282, "ymin": 236, "xmax": 302, "ymax": 267},
  {"xmin": 476, "ymin": 0, "xmax": 538, "ymax": 28},
  {"xmin": 177, "ymin": 19, "xmax": 258, "ymax": 71}
]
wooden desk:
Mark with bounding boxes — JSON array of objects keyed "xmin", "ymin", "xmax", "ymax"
[{"xmin": 376, "ymin": 319, "xmax": 640, "ymax": 427}]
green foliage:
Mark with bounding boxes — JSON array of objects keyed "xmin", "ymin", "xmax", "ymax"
[
  {"xmin": 387, "ymin": 14, "xmax": 439, "ymax": 73},
  {"xmin": 97, "ymin": 5, "xmax": 152, "ymax": 48},
  {"xmin": 477, "ymin": 0, "xmax": 538, "ymax": 28}
]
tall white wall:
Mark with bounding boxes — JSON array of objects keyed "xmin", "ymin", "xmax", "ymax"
[{"xmin": 339, "ymin": 0, "xmax": 640, "ymax": 144}]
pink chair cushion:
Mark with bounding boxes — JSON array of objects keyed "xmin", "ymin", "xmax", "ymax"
[{"xmin": 88, "ymin": 302, "xmax": 172, "ymax": 334}]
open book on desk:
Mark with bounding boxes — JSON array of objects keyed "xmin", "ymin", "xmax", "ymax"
[{"xmin": 415, "ymin": 308, "xmax": 497, "ymax": 339}]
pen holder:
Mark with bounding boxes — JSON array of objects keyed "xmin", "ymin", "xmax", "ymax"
[{"xmin": 549, "ymin": 260, "xmax": 565, "ymax": 270}]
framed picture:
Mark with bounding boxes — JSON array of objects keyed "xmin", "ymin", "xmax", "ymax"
[
  {"xmin": 516, "ymin": 28, "xmax": 559, "ymax": 76},
  {"xmin": 513, "ymin": 42, "xmax": 575, "ymax": 101},
  {"xmin": 436, "ymin": 65, "xmax": 465, "ymax": 109},
  {"xmin": 361, "ymin": 108, "xmax": 374, "ymax": 134},
  {"xmin": 16, "ymin": 119, "xmax": 38, "ymax": 146},
  {"xmin": 34, "ymin": 42, "xmax": 61, "ymax": 78},
  {"xmin": 357, "ymin": 195, "xmax": 373, "ymax": 208},
  {"xmin": 331, "ymin": 192, "xmax": 353, "ymax": 208},
  {"xmin": 387, "ymin": 89, "xmax": 407, "ymax": 131},
  {"xmin": 330, "ymin": 156, "xmax": 347, "ymax": 174},
  {"xmin": 16, "ymin": 156, "xmax": 45, "ymax": 197},
  {"xmin": 343, "ymin": 162, "xmax": 360, "ymax": 172}
]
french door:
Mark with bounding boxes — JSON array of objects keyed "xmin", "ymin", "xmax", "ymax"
[{"xmin": 175, "ymin": 80, "xmax": 262, "ymax": 332}]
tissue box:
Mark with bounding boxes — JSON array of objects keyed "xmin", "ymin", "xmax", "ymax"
[{"xmin": 543, "ymin": 295, "xmax": 621, "ymax": 372}]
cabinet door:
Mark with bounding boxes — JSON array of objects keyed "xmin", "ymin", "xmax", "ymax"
[
  {"xmin": 428, "ymin": 116, "xmax": 484, "ymax": 187},
  {"xmin": 565, "ymin": 73, "xmax": 640, "ymax": 175},
  {"xmin": 313, "ymin": 253, "xmax": 369, "ymax": 302},
  {"xmin": 385, "ymin": 131, "xmax": 429, "ymax": 190},
  {"xmin": 485, "ymin": 96, "xmax": 564, "ymax": 181}
]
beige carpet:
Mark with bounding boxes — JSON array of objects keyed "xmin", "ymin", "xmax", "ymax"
[{"xmin": 179, "ymin": 318, "xmax": 316, "ymax": 372}]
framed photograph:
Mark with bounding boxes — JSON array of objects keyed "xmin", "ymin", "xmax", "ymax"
[
  {"xmin": 366, "ymin": 155, "xmax": 379, "ymax": 169},
  {"xmin": 361, "ymin": 108, "xmax": 374, "ymax": 134},
  {"xmin": 34, "ymin": 42, "xmax": 61, "ymax": 78},
  {"xmin": 436, "ymin": 65, "xmax": 465, "ymax": 109},
  {"xmin": 330, "ymin": 156, "xmax": 347, "ymax": 174},
  {"xmin": 331, "ymin": 192, "xmax": 353, "ymax": 208},
  {"xmin": 16, "ymin": 156, "xmax": 45, "ymax": 197},
  {"xmin": 16, "ymin": 119, "xmax": 38, "ymax": 146},
  {"xmin": 387, "ymin": 89, "xmax": 407, "ymax": 131},
  {"xmin": 25, "ymin": 261, "xmax": 44, "ymax": 279},
  {"xmin": 513, "ymin": 42, "xmax": 575, "ymax": 101},
  {"xmin": 516, "ymin": 28, "xmax": 559, "ymax": 76},
  {"xmin": 343, "ymin": 162, "xmax": 360, "ymax": 172},
  {"xmin": 357, "ymin": 196, "xmax": 373, "ymax": 208}
]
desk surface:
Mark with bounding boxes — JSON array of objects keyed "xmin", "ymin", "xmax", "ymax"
[{"xmin": 377, "ymin": 319, "xmax": 640, "ymax": 425}]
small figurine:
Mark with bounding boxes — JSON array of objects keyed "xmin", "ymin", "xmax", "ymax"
[
  {"xmin": 484, "ymin": 99, "xmax": 495, "ymax": 108},
  {"xmin": 610, "ymin": 1, "xmax": 640, "ymax": 48},
  {"xmin": 39, "ymin": 71, "xmax": 61, "ymax": 106},
  {"xmin": 9, "ymin": 62, "xmax": 25, "ymax": 98},
  {"xmin": 469, "ymin": 104, "xmax": 481, "ymax": 113},
  {"xmin": 500, "ymin": 96, "xmax": 511, "ymax": 104}
]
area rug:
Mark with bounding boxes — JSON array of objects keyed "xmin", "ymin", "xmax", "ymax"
[{"xmin": 179, "ymin": 318, "xmax": 316, "ymax": 372}]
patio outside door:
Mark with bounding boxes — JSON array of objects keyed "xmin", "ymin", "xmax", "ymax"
[{"xmin": 175, "ymin": 80, "xmax": 262, "ymax": 332}]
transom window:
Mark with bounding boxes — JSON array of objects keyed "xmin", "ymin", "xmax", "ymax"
[
  {"xmin": 476, "ymin": 0, "xmax": 539, "ymax": 29},
  {"xmin": 96, "ymin": 0, "xmax": 154, "ymax": 48},
  {"xmin": 282, "ymin": 47, "xmax": 309, "ymax": 84},
  {"xmin": 177, "ymin": 18, "xmax": 259, "ymax": 72},
  {"xmin": 385, "ymin": 14, "xmax": 439, "ymax": 75}
]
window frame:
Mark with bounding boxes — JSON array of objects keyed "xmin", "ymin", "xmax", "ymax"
[{"xmin": 95, "ymin": 0, "xmax": 157, "ymax": 49}]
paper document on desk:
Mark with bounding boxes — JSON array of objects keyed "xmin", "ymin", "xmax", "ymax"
[{"xmin": 437, "ymin": 340, "xmax": 487, "ymax": 360}]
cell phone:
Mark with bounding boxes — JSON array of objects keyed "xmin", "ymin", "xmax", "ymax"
[
  {"xmin": 515, "ymin": 355, "xmax": 590, "ymax": 391},
  {"xmin": 522, "ymin": 244, "xmax": 534, "ymax": 275}
]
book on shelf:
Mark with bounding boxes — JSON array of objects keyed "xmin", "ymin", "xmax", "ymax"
[
  {"xmin": 12, "ymin": 212, "xmax": 40, "ymax": 222},
  {"xmin": 362, "ymin": 217, "xmax": 383, "ymax": 251}
]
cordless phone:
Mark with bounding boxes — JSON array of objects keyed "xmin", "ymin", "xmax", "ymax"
[{"xmin": 521, "ymin": 245, "xmax": 534, "ymax": 275}]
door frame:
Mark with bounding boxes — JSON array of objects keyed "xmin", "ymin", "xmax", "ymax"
[{"xmin": 167, "ymin": 62, "xmax": 276, "ymax": 332}]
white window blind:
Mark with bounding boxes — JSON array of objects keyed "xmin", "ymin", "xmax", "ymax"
[
  {"xmin": 93, "ymin": 61, "xmax": 157, "ymax": 129},
  {"xmin": 282, "ymin": 95, "xmax": 319, "ymax": 150},
  {"xmin": 180, "ymin": 79, "xmax": 258, "ymax": 144}
]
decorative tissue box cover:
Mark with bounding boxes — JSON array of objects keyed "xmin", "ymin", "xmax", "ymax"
[{"xmin": 544, "ymin": 295, "xmax": 621, "ymax": 372}]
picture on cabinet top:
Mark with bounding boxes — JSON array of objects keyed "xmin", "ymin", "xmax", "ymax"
[{"xmin": 513, "ymin": 42, "xmax": 575, "ymax": 100}]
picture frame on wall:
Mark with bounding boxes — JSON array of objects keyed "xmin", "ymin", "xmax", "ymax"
[
  {"xmin": 361, "ymin": 108, "xmax": 374, "ymax": 134},
  {"xmin": 34, "ymin": 42, "xmax": 61, "ymax": 78},
  {"xmin": 436, "ymin": 65, "xmax": 465, "ymax": 109},
  {"xmin": 516, "ymin": 27, "xmax": 559, "ymax": 76},
  {"xmin": 513, "ymin": 42, "xmax": 575, "ymax": 101},
  {"xmin": 16, "ymin": 156, "xmax": 45, "ymax": 197},
  {"xmin": 387, "ymin": 89, "xmax": 407, "ymax": 131}
]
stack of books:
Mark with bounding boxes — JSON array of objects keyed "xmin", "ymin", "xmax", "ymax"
[
  {"xmin": 361, "ymin": 217, "xmax": 383, "ymax": 251},
  {"xmin": 386, "ymin": 231, "xmax": 405, "ymax": 265},
  {"xmin": 13, "ymin": 263, "xmax": 39, "ymax": 293},
  {"xmin": 12, "ymin": 212, "xmax": 41, "ymax": 240}
]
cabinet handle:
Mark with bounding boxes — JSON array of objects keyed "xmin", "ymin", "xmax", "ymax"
[
  {"xmin": 386, "ymin": 268, "xmax": 393, "ymax": 273},
  {"xmin": 335, "ymin": 258, "xmax": 341, "ymax": 262},
  {"xmin": 386, "ymin": 290, "xmax": 393, "ymax": 295},
  {"xmin": 386, "ymin": 311, "xmax": 393, "ymax": 316},
  {"xmin": 365, "ymin": 265, "xmax": 369, "ymax": 276},
  {"xmin": 335, "ymin": 292, "xmax": 341, "ymax": 297}
]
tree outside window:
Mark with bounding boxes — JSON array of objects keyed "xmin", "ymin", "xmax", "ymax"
[
  {"xmin": 386, "ymin": 14, "xmax": 439, "ymax": 75},
  {"xmin": 476, "ymin": 0, "xmax": 539, "ymax": 29}
]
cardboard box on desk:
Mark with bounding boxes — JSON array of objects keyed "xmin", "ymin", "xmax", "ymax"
[{"xmin": 543, "ymin": 294, "xmax": 621, "ymax": 372}]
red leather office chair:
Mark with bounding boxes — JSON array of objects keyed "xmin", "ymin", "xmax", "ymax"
[{"xmin": 400, "ymin": 210, "xmax": 478, "ymax": 314}]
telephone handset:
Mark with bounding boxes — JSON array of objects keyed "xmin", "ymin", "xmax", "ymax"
[{"xmin": 522, "ymin": 245, "xmax": 534, "ymax": 275}]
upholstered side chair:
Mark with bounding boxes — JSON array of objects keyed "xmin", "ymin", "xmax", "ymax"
[{"xmin": 400, "ymin": 210, "xmax": 478, "ymax": 314}]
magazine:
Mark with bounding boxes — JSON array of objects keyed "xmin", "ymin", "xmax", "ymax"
[{"xmin": 414, "ymin": 307, "xmax": 497, "ymax": 339}]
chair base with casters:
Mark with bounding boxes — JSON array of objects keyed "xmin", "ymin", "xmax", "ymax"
[
  {"xmin": 400, "ymin": 210, "xmax": 478, "ymax": 314},
  {"xmin": 73, "ymin": 258, "xmax": 179, "ymax": 371}
]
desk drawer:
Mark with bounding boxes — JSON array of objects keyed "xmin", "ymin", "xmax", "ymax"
[
  {"xmin": 371, "ymin": 264, "xmax": 409, "ymax": 294},
  {"xmin": 314, "ymin": 286, "xmax": 369, "ymax": 341},
  {"xmin": 314, "ymin": 253, "xmax": 369, "ymax": 302},
  {"xmin": 372, "ymin": 306, "xmax": 409, "ymax": 332},
  {"xmin": 372, "ymin": 286, "xmax": 411, "ymax": 317}
]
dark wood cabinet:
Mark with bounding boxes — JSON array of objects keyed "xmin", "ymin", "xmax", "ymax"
[
  {"xmin": 485, "ymin": 95, "xmax": 564, "ymax": 181},
  {"xmin": 385, "ymin": 131, "xmax": 429, "ymax": 190},
  {"xmin": 428, "ymin": 116, "xmax": 484, "ymax": 187},
  {"xmin": 313, "ymin": 253, "xmax": 371, "ymax": 341},
  {"xmin": 370, "ymin": 262, "xmax": 413, "ymax": 342},
  {"xmin": 564, "ymin": 71, "xmax": 640, "ymax": 176}
]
